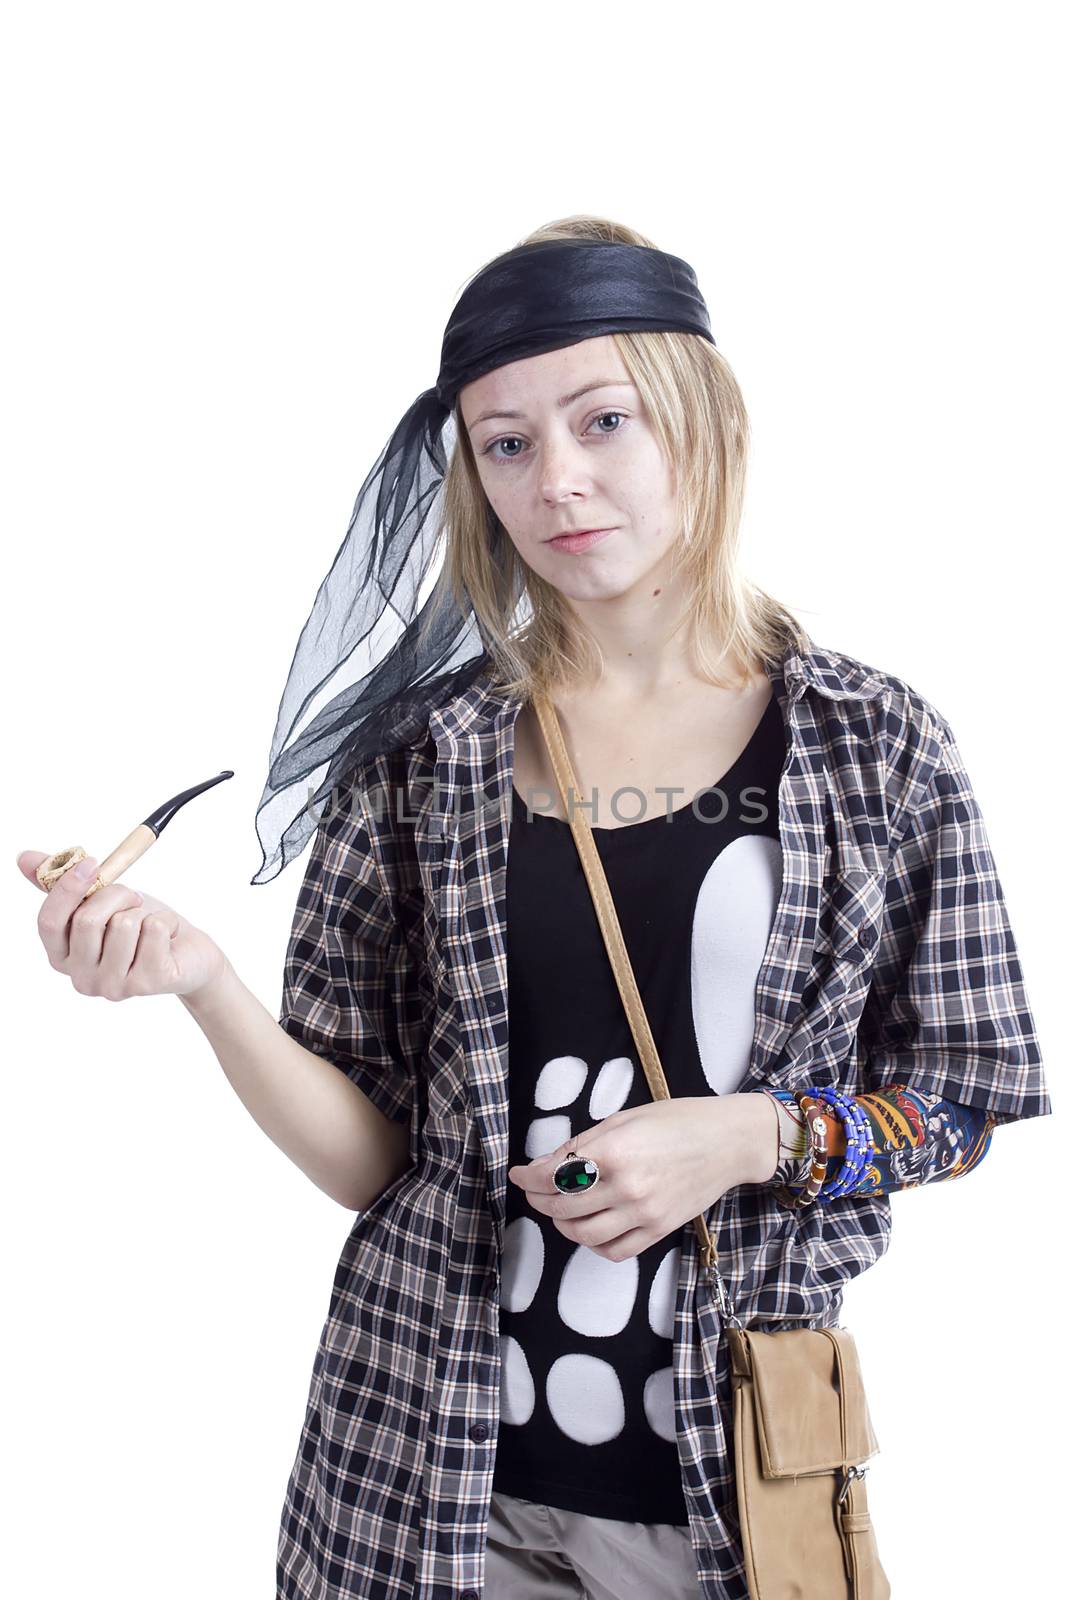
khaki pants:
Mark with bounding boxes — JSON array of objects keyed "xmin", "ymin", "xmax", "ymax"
[{"xmin": 485, "ymin": 1489, "xmax": 704, "ymax": 1600}]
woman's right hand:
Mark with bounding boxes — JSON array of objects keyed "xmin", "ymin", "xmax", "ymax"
[{"xmin": 16, "ymin": 850, "xmax": 228, "ymax": 1001}]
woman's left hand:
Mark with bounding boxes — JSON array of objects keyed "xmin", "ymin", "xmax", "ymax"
[{"xmin": 507, "ymin": 1093, "xmax": 776, "ymax": 1262}]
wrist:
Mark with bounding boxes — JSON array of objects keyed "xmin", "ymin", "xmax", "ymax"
[
  {"xmin": 743, "ymin": 1089, "xmax": 781, "ymax": 1185},
  {"xmin": 178, "ymin": 950, "xmax": 237, "ymax": 1019}
]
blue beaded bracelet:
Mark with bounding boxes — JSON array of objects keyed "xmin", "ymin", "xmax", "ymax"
[{"xmin": 812, "ymin": 1085, "xmax": 874, "ymax": 1200}]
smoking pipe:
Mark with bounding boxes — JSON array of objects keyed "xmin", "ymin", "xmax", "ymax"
[{"xmin": 36, "ymin": 770, "xmax": 235, "ymax": 898}]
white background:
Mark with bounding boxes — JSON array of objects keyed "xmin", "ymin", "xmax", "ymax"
[{"xmin": 3, "ymin": 3, "xmax": 1062, "ymax": 1595}]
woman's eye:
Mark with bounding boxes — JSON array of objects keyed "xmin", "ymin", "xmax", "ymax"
[
  {"xmin": 484, "ymin": 411, "xmax": 628, "ymax": 461},
  {"xmin": 591, "ymin": 411, "xmax": 625, "ymax": 436}
]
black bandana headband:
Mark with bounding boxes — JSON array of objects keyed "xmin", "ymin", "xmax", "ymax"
[{"xmin": 251, "ymin": 238, "xmax": 717, "ymax": 885}]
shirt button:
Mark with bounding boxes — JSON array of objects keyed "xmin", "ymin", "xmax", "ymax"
[
  {"xmin": 857, "ymin": 923, "xmax": 876, "ymax": 949},
  {"xmin": 459, "ymin": 1590, "xmax": 480, "ymax": 1599},
  {"xmin": 468, "ymin": 1422, "xmax": 489, "ymax": 1442}
]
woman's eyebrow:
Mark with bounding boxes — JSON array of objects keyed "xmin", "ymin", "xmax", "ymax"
[{"xmin": 468, "ymin": 379, "xmax": 636, "ymax": 429}]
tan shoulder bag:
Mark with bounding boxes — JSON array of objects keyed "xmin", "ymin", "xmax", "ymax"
[{"xmin": 533, "ymin": 693, "xmax": 891, "ymax": 1600}]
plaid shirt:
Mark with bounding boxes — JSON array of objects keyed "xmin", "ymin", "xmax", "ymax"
[{"xmin": 275, "ymin": 638, "xmax": 1049, "ymax": 1600}]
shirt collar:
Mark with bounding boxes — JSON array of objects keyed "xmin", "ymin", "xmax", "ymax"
[{"xmin": 776, "ymin": 639, "xmax": 888, "ymax": 704}]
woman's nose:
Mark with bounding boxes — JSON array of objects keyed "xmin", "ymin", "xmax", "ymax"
[{"xmin": 537, "ymin": 434, "xmax": 591, "ymax": 499}]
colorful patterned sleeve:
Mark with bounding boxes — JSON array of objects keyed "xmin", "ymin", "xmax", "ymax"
[{"xmin": 760, "ymin": 1085, "xmax": 995, "ymax": 1197}]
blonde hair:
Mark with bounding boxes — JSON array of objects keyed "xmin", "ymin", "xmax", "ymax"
[{"xmin": 425, "ymin": 213, "xmax": 812, "ymax": 701}]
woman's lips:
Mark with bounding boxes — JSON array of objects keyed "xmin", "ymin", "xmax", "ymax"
[{"xmin": 547, "ymin": 527, "xmax": 616, "ymax": 554}]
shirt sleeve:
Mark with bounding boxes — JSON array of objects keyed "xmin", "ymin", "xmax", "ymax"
[
  {"xmin": 858, "ymin": 715, "xmax": 1050, "ymax": 1128},
  {"xmin": 277, "ymin": 777, "xmax": 419, "ymax": 1127},
  {"xmin": 764, "ymin": 1086, "xmax": 996, "ymax": 1196}
]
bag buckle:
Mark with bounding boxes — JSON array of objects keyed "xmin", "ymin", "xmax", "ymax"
[
  {"xmin": 837, "ymin": 1463, "xmax": 868, "ymax": 1504},
  {"xmin": 708, "ymin": 1257, "xmax": 743, "ymax": 1329}
]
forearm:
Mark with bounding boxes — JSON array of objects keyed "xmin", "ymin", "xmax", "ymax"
[
  {"xmin": 177, "ymin": 956, "xmax": 411, "ymax": 1211},
  {"xmin": 757, "ymin": 1084, "xmax": 995, "ymax": 1197}
]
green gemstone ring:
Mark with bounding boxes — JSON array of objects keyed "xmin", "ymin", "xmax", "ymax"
[{"xmin": 552, "ymin": 1152, "xmax": 601, "ymax": 1196}]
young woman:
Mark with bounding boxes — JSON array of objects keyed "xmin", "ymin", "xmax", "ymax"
[{"xmin": 20, "ymin": 216, "xmax": 1050, "ymax": 1600}]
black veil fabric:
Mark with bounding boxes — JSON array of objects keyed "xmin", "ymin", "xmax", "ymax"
[
  {"xmin": 250, "ymin": 238, "xmax": 716, "ymax": 886},
  {"xmin": 248, "ymin": 393, "xmax": 489, "ymax": 887}
]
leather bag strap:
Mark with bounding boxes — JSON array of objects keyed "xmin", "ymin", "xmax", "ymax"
[{"xmin": 532, "ymin": 692, "xmax": 742, "ymax": 1326}]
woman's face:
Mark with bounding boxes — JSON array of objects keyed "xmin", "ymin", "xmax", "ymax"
[{"xmin": 458, "ymin": 335, "xmax": 681, "ymax": 603}]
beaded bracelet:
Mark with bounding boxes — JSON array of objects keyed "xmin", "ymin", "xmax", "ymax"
[
  {"xmin": 773, "ymin": 1095, "xmax": 832, "ymax": 1208},
  {"xmin": 815, "ymin": 1085, "xmax": 875, "ymax": 1201}
]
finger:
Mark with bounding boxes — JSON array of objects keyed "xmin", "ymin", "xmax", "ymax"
[
  {"xmin": 517, "ymin": 1151, "xmax": 602, "ymax": 1198},
  {"xmin": 16, "ymin": 850, "xmax": 52, "ymax": 887},
  {"xmin": 65, "ymin": 882, "xmax": 147, "ymax": 971},
  {"xmin": 36, "ymin": 858, "xmax": 104, "ymax": 963},
  {"xmin": 558, "ymin": 1197, "xmax": 637, "ymax": 1249},
  {"xmin": 586, "ymin": 1224, "xmax": 644, "ymax": 1263},
  {"xmin": 127, "ymin": 915, "xmax": 180, "ymax": 994},
  {"xmin": 49, "ymin": 855, "xmax": 100, "ymax": 903},
  {"xmin": 510, "ymin": 1151, "xmax": 569, "ymax": 1190},
  {"xmin": 96, "ymin": 904, "xmax": 153, "ymax": 996}
]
